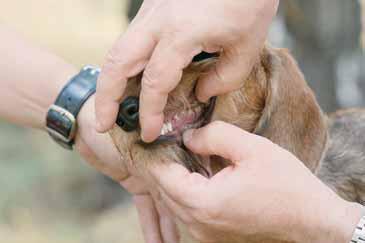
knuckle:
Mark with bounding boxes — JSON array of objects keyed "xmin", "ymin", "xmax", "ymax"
[
  {"xmin": 142, "ymin": 67, "xmax": 162, "ymax": 92},
  {"xmin": 191, "ymin": 204, "xmax": 222, "ymax": 225},
  {"xmin": 212, "ymin": 65, "xmax": 227, "ymax": 86},
  {"xmin": 138, "ymin": 113, "xmax": 153, "ymax": 125},
  {"xmin": 199, "ymin": 121, "xmax": 228, "ymax": 148},
  {"xmin": 103, "ymin": 52, "xmax": 127, "ymax": 76},
  {"xmin": 188, "ymin": 194, "xmax": 222, "ymax": 224}
]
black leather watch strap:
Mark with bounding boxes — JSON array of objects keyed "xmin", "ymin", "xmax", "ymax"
[
  {"xmin": 46, "ymin": 66, "xmax": 100, "ymax": 150},
  {"xmin": 55, "ymin": 66, "xmax": 98, "ymax": 116}
]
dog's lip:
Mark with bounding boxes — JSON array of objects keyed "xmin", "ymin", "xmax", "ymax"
[{"xmin": 138, "ymin": 97, "xmax": 217, "ymax": 147}]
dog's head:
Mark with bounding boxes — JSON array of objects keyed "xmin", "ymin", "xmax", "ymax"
[{"xmin": 110, "ymin": 46, "xmax": 327, "ymax": 178}]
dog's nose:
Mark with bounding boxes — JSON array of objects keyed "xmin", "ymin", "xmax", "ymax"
[{"xmin": 116, "ymin": 96, "xmax": 139, "ymax": 132}]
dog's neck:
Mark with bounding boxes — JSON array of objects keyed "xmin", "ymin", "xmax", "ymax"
[{"xmin": 243, "ymin": 47, "xmax": 328, "ymax": 172}]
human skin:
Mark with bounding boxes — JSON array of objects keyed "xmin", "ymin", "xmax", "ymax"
[
  {"xmin": 95, "ymin": 0, "xmax": 279, "ymax": 142},
  {"xmin": 0, "ymin": 26, "xmax": 177, "ymax": 243},
  {"xmin": 148, "ymin": 122, "xmax": 363, "ymax": 243}
]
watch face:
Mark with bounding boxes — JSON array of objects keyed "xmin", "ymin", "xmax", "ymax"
[{"xmin": 46, "ymin": 106, "xmax": 76, "ymax": 141}]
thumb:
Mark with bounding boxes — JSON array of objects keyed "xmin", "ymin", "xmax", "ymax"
[
  {"xmin": 183, "ymin": 121, "xmax": 270, "ymax": 163},
  {"xmin": 196, "ymin": 46, "xmax": 258, "ymax": 103}
]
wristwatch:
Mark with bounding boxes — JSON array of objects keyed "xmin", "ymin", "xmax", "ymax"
[
  {"xmin": 351, "ymin": 214, "xmax": 365, "ymax": 243},
  {"xmin": 46, "ymin": 65, "xmax": 100, "ymax": 150}
]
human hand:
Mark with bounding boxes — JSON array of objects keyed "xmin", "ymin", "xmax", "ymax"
[
  {"xmin": 148, "ymin": 121, "xmax": 363, "ymax": 243},
  {"xmin": 76, "ymin": 96, "xmax": 179, "ymax": 243},
  {"xmin": 95, "ymin": 0, "xmax": 279, "ymax": 142}
]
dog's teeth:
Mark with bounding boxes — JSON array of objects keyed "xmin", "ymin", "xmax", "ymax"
[
  {"xmin": 161, "ymin": 129, "xmax": 166, "ymax": 135},
  {"xmin": 174, "ymin": 114, "xmax": 180, "ymax": 121},
  {"xmin": 167, "ymin": 122, "xmax": 173, "ymax": 132},
  {"xmin": 160, "ymin": 125, "xmax": 166, "ymax": 135},
  {"xmin": 161, "ymin": 124, "xmax": 168, "ymax": 135},
  {"xmin": 161, "ymin": 123, "xmax": 173, "ymax": 135}
]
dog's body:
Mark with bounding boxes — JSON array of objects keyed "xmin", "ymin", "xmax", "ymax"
[
  {"xmin": 109, "ymin": 46, "xmax": 365, "ymax": 243},
  {"xmin": 318, "ymin": 109, "xmax": 365, "ymax": 203}
]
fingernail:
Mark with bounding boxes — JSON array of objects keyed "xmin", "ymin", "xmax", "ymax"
[
  {"xmin": 141, "ymin": 132, "xmax": 152, "ymax": 143},
  {"xmin": 141, "ymin": 133, "xmax": 147, "ymax": 142},
  {"xmin": 195, "ymin": 87, "xmax": 210, "ymax": 103},
  {"xmin": 183, "ymin": 129, "xmax": 195, "ymax": 143},
  {"xmin": 197, "ymin": 94, "xmax": 210, "ymax": 104}
]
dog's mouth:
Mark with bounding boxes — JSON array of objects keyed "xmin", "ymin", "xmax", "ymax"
[
  {"xmin": 138, "ymin": 97, "xmax": 216, "ymax": 147},
  {"xmin": 136, "ymin": 97, "xmax": 217, "ymax": 177}
]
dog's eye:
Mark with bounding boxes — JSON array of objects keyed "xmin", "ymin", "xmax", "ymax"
[{"xmin": 116, "ymin": 96, "xmax": 139, "ymax": 132}]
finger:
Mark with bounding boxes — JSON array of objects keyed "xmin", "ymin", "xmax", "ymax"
[
  {"xmin": 95, "ymin": 27, "xmax": 157, "ymax": 133},
  {"xmin": 154, "ymin": 199, "xmax": 180, "ymax": 243},
  {"xmin": 183, "ymin": 121, "xmax": 270, "ymax": 163},
  {"xmin": 129, "ymin": 0, "xmax": 157, "ymax": 23},
  {"xmin": 148, "ymin": 162, "xmax": 209, "ymax": 209},
  {"xmin": 139, "ymin": 37, "xmax": 202, "ymax": 142},
  {"xmin": 196, "ymin": 46, "xmax": 258, "ymax": 102},
  {"xmin": 157, "ymin": 189, "xmax": 195, "ymax": 225},
  {"xmin": 134, "ymin": 195, "xmax": 163, "ymax": 243},
  {"xmin": 120, "ymin": 177, "xmax": 149, "ymax": 195}
]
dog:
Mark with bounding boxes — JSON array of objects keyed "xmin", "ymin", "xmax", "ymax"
[{"xmin": 109, "ymin": 45, "xmax": 365, "ymax": 242}]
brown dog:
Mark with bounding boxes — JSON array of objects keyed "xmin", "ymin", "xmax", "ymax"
[{"xmin": 109, "ymin": 46, "xmax": 364, "ymax": 242}]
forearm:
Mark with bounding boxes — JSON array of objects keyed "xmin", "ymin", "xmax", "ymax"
[{"xmin": 0, "ymin": 26, "xmax": 77, "ymax": 129}]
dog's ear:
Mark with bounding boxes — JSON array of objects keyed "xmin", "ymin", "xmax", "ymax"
[{"xmin": 254, "ymin": 48, "xmax": 327, "ymax": 172}]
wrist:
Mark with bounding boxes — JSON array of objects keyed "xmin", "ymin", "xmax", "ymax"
[
  {"xmin": 299, "ymin": 196, "xmax": 363, "ymax": 243},
  {"xmin": 323, "ymin": 201, "xmax": 362, "ymax": 243},
  {"xmin": 38, "ymin": 65, "xmax": 78, "ymax": 129},
  {"xmin": 41, "ymin": 67, "xmax": 78, "ymax": 124},
  {"xmin": 46, "ymin": 66, "xmax": 99, "ymax": 149},
  {"xmin": 335, "ymin": 202, "xmax": 364, "ymax": 243}
]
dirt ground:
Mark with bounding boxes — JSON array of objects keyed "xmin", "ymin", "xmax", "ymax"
[{"xmin": 0, "ymin": 1, "xmax": 145, "ymax": 242}]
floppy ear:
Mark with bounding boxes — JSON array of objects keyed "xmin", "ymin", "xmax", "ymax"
[{"xmin": 254, "ymin": 48, "xmax": 328, "ymax": 172}]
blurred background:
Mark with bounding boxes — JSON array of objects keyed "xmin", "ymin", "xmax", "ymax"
[{"xmin": 0, "ymin": 0, "xmax": 364, "ymax": 242}]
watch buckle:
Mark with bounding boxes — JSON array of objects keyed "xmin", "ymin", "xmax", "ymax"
[{"xmin": 46, "ymin": 105, "xmax": 77, "ymax": 144}]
